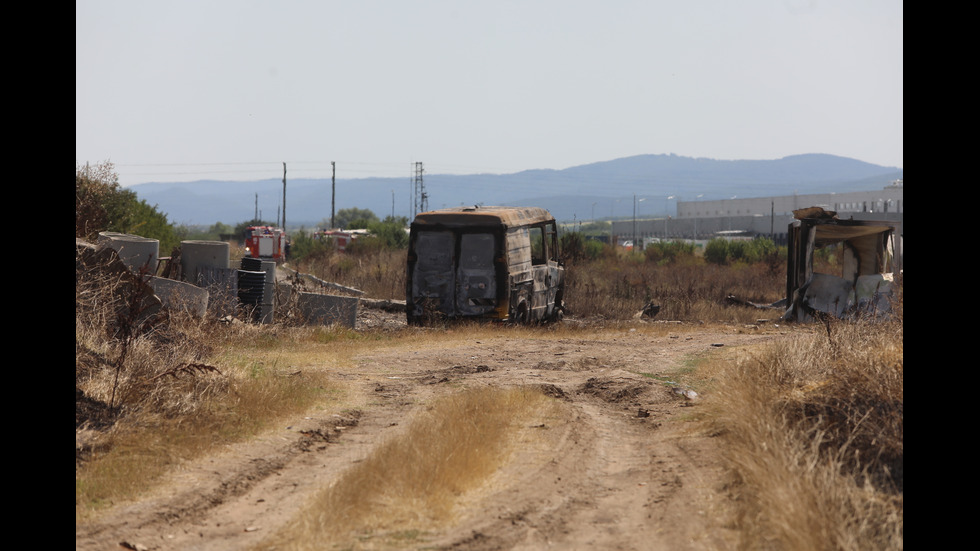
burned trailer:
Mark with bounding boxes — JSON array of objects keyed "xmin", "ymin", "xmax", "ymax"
[
  {"xmin": 406, "ymin": 206, "xmax": 565, "ymax": 325},
  {"xmin": 784, "ymin": 208, "xmax": 901, "ymax": 321}
]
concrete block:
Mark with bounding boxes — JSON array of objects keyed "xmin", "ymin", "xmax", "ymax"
[
  {"xmin": 296, "ymin": 292, "xmax": 359, "ymax": 328},
  {"xmin": 149, "ymin": 276, "xmax": 209, "ymax": 317}
]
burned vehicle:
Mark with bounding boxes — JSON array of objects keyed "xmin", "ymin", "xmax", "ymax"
[
  {"xmin": 784, "ymin": 207, "xmax": 901, "ymax": 321},
  {"xmin": 406, "ymin": 206, "xmax": 565, "ymax": 325}
]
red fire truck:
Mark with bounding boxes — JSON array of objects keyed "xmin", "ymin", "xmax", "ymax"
[{"xmin": 244, "ymin": 226, "xmax": 287, "ymax": 260}]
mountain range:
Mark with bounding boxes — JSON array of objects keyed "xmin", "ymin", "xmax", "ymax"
[{"xmin": 130, "ymin": 153, "xmax": 903, "ymax": 228}]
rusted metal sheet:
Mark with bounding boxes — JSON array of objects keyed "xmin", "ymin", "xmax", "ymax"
[{"xmin": 411, "ymin": 205, "xmax": 556, "ymax": 229}]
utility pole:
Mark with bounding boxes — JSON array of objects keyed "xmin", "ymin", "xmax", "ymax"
[
  {"xmin": 413, "ymin": 162, "xmax": 426, "ymax": 217},
  {"xmin": 770, "ymin": 201, "xmax": 775, "ymax": 239},
  {"xmin": 281, "ymin": 162, "xmax": 287, "ymax": 231},
  {"xmin": 254, "ymin": 193, "xmax": 258, "ymax": 221},
  {"xmin": 330, "ymin": 161, "xmax": 336, "ymax": 229},
  {"xmin": 632, "ymin": 194, "xmax": 637, "ymax": 250}
]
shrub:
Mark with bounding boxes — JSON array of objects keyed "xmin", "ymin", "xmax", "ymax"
[
  {"xmin": 289, "ymin": 229, "xmax": 334, "ymax": 262},
  {"xmin": 583, "ymin": 239, "xmax": 606, "ymax": 261},
  {"xmin": 709, "ymin": 303, "xmax": 903, "ymax": 549},
  {"xmin": 643, "ymin": 240, "xmax": 697, "ymax": 264},
  {"xmin": 366, "ymin": 216, "xmax": 410, "ymax": 249},
  {"xmin": 704, "ymin": 237, "xmax": 780, "ymax": 265},
  {"xmin": 560, "ymin": 231, "xmax": 608, "ymax": 263},
  {"xmin": 76, "ymin": 161, "xmax": 181, "ymax": 251},
  {"xmin": 704, "ymin": 238, "xmax": 730, "ymax": 265}
]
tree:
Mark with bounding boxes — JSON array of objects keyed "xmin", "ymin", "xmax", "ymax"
[
  {"xmin": 208, "ymin": 222, "xmax": 235, "ymax": 238},
  {"xmin": 288, "ymin": 227, "xmax": 332, "ymax": 261},
  {"xmin": 233, "ymin": 219, "xmax": 276, "ymax": 239},
  {"xmin": 367, "ymin": 216, "xmax": 410, "ymax": 249},
  {"xmin": 329, "ymin": 208, "xmax": 379, "ymax": 230},
  {"xmin": 76, "ymin": 161, "xmax": 181, "ymax": 251}
]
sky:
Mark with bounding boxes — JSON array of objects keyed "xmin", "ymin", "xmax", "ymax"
[{"xmin": 76, "ymin": 0, "xmax": 903, "ymax": 187}]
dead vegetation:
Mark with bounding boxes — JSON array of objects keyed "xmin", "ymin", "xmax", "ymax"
[
  {"xmin": 75, "ymin": 242, "xmax": 337, "ymax": 517},
  {"xmin": 564, "ymin": 255, "xmax": 787, "ymax": 323},
  {"xmin": 76, "ymin": 234, "xmax": 902, "ymax": 548},
  {"xmin": 265, "ymin": 386, "xmax": 564, "ymax": 550},
  {"xmin": 706, "ymin": 289, "xmax": 903, "ymax": 550},
  {"xmin": 292, "ymin": 243, "xmax": 788, "ymax": 324}
]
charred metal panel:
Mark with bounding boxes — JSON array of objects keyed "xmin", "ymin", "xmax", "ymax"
[
  {"xmin": 545, "ymin": 262, "xmax": 564, "ymax": 319},
  {"xmin": 409, "ymin": 231, "xmax": 456, "ymax": 319},
  {"xmin": 528, "ymin": 261, "xmax": 564, "ymax": 320},
  {"xmin": 456, "ymin": 232, "xmax": 497, "ymax": 316},
  {"xmin": 506, "ymin": 226, "xmax": 533, "ymax": 283}
]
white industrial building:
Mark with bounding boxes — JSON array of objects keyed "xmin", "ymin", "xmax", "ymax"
[{"xmin": 611, "ymin": 180, "xmax": 903, "ymax": 246}]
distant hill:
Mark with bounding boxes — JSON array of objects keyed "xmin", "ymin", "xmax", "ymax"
[{"xmin": 131, "ymin": 153, "xmax": 903, "ymax": 227}]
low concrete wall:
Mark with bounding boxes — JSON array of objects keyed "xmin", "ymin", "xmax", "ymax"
[{"xmin": 296, "ymin": 293, "xmax": 359, "ymax": 328}]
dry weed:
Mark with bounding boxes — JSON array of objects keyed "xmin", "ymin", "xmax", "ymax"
[
  {"xmin": 76, "ymin": 248, "xmax": 341, "ymax": 517},
  {"xmin": 707, "ymin": 299, "xmax": 903, "ymax": 550},
  {"xmin": 292, "ymin": 244, "xmax": 787, "ymax": 323},
  {"xmin": 267, "ymin": 386, "xmax": 563, "ymax": 550}
]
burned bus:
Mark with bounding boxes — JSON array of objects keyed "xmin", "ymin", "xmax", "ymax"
[{"xmin": 406, "ymin": 206, "xmax": 565, "ymax": 325}]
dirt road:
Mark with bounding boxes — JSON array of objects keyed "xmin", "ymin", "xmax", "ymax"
[{"xmin": 76, "ymin": 319, "xmax": 784, "ymax": 551}]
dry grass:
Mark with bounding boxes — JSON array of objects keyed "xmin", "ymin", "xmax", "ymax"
[
  {"xmin": 74, "ymin": 262, "xmax": 536, "ymax": 522},
  {"xmin": 292, "ymin": 247, "xmax": 407, "ymax": 301},
  {"xmin": 263, "ymin": 385, "xmax": 564, "ymax": 550},
  {"xmin": 564, "ymin": 255, "xmax": 785, "ymax": 322},
  {"xmin": 705, "ymin": 292, "xmax": 903, "ymax": 550},
  {"xmin": 75, "ymin": 253, "xmax": 380, "ymax": 518},
  {"xmin": 75, "ymin": 317, "xmax": 343, "ymax": 519},
  {"xmin": 293, "ymin": 244, "xmax": 788, "ymax": 324},
  {"xmin": 77, "ymin": 236, "xmax": 900, "ymax": 548}
]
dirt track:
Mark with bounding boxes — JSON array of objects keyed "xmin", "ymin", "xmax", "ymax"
[{"xmin": 76, "ymin": 318, "xmax": 785, "ymax": 551}]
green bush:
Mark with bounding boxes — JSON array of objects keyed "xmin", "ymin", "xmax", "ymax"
[
  {"xmin": 583, "ymin": 240, "xmax": 606, "ymax": 261},
  {"xmin": 366, "ymin": 216, "xmax": 410, "ymax": 249},
  {"xmin": 289, "ymin": 229, "xmax": 333, "ymax": 262},
  {"xmin": 329, "ymin": 207, "xmax": 379, "ymax": 230},
  {"xmin": 704, "ymin": 237, "xmax": 780, "ymax": 265},
  {"xmin": 179, "ymin": 222, "xmax": 235, "ymax": 242},
  {"xmin": 704, "ymin": 238, "xmax": 731, "ymax": 265},
  {"xmin": 644, "ymin": 240, "xmax": 697, "ymax": 264}
]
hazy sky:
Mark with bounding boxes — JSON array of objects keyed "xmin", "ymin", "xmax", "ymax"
[{"xmin": 76, "ymin": 1, "xmax": 903, "ymax": 186}]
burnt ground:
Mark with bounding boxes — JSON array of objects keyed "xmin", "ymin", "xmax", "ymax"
[{"xmin": 76, "ymin": 307, "xmax": 787, "ymax": 551}]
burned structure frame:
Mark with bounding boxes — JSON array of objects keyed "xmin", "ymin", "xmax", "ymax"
[{"xmin": 784, "ymin": 213, "xmax": 901, "ymax": 321}]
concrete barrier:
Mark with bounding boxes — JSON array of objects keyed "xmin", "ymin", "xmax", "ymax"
[
  {"xmin": 181, "ymin": 240, "xmax": 230, "ymax": 284},
  {"xmin": 296, "ymin": 292, "xmax": 359, "ymax": 328},
  {"xmin": 148, "ymin": 277, "xmax": 209, "ymax": 317},
  {"xmin": 97, "ymin": 232, "xmax": 160, "ymax": 274}
]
